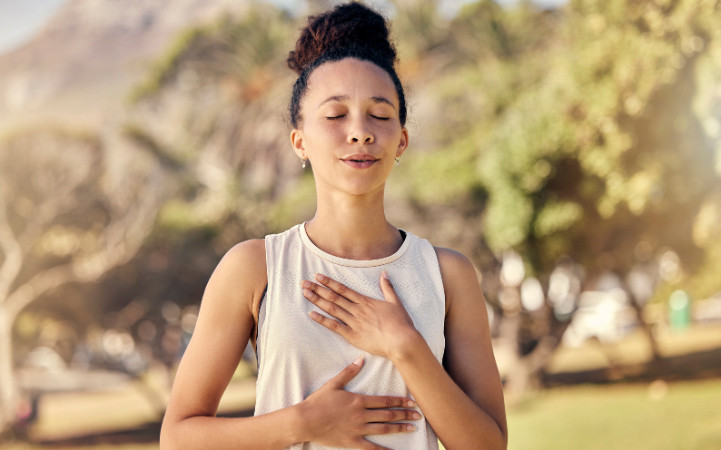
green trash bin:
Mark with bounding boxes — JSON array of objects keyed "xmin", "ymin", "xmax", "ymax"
[{"xmin": 669, "ymin": 290, "xmax": 691, "ymax": 330}]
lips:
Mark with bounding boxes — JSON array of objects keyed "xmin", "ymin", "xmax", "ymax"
[{"xmin": 341, "ymin": 154, "xmax": 379, "ymax": 169}]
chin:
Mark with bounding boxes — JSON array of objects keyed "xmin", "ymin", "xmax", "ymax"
[{"xmin": 344, "ymin": 183, "xmax": 385, "ymax": 197}]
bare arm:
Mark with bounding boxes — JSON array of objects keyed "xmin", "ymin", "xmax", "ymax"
[
  {"xmin": 302, "ymin": 248, "xmax": 507, "ymax": 449},
  {"xmin": 160, "ymin": 239, "xmax": 303, "ymax": 449},
  {"xmin": 395, "ymin": 248, "xmax": 507, "ymax": 449},
  {"xmin": 160, "ymin": 239, "xmax": 418, "ymax": 450}
]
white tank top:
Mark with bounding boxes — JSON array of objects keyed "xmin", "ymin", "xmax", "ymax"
[{"xmin": 255, "ymin": 223, "xmax": 446, "ymax": 449}]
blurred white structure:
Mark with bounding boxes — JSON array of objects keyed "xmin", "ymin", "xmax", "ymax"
[
  {"xmin": 563, "ymin": 273, "xmax": 637, "ymax": 347},
  {"xmin": 520, "ymin": 277, "xmax": 545, "ymax": 311},
  {"xmin": 695, "ymin": 295, "xmax": 721, "ymax": 323}
]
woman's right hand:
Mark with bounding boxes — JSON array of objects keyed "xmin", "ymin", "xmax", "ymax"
[{"xmin": 297, "ymin": 356, "xmax": 420, "ymax": 450}]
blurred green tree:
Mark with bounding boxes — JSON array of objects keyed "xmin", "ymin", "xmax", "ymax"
[
  {"xmin": 0, "ymin": 127, "xmax": 168, "ymax": 433},
  {"xmin": 403, "ymin": 0, "xmax": 721, "ymax": 396},
  {"xmin": 128, "ymin": 5, "xmax": 308, "ymax": 244},
  {"xmin": 7, "ymin": 0, "xmax": 720, "ymax": 427}
]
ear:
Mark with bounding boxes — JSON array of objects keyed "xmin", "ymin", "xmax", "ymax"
[
  {"xmin": 396, "ymin": 127, "xmax": 409, "ymax": 158},
  {"xmin": 290, "ymin": 129, "xmax": 306, "ymax": 160}
]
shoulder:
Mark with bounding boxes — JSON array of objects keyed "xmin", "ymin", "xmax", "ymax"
[
  {"xmin": 433, "ymin": 246, "xmax": 479, "ymax": 287},
  {"xmin": 433, "ymin": 247, "xmax": 483, "ymax": 314},
  {"xmin": 204, "ymin": 238, "xmax": 267, "ymax": 317},
  {"xmin": 217, "ymin": 238, "xmax": 267, "ymax": 284},
  {"xmin": 223, "ymin": 238, "xmax": 267, "ymax": 270},
  {"xmin": 433, "ymin": 246, "xmax": 475, "ymax": 271}
]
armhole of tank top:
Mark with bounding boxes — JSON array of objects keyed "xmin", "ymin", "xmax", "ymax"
[
  {"xmin": 430, "ymin": 245, "xmax": 449, "ymax": 318},
  {"xmin": 255, "ymin": 284, "xmax": 267, "ymax": 370}
]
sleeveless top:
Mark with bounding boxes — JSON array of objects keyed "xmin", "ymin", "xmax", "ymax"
[{"xmin": 254, "ymin": 223, "xmax": 446, "ymax": 449}]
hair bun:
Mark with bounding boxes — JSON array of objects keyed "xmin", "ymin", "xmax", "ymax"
[{"xmin": 287, "ymin": 2, "xmax": 397, "ymax": 75}]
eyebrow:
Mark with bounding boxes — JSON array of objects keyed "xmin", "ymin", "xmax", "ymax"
[{"xmin": 318, "ymin": 95, "xmax": 396, "ymax": 109}]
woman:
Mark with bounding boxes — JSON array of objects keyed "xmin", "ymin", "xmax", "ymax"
[{"xmin": 160, "ymin": 3, "xmax": 507, "ymax": 449}]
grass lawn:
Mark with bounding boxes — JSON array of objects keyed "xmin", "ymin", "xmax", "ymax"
[
  {"xmin": 6, "ymin": 327, "xmax": 720, "ymax": 449},
  {"xmin": 6, "ymin": 378, "xmax": 721, "ymax": 449},
  {"xmin": 507, "ymin": 379, "xmax": 721, "ymax": 450}
]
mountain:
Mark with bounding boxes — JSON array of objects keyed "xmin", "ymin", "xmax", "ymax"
[{"xmin": 0, "ymin": 0, "xmax": 251, "ymax": 133}]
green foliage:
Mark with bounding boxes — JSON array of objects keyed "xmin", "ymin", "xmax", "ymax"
[
  {"xmin": 129, "ymin": 7, "xmax": 293, "ymax": 103},
  {"xmin": 267, "ymin": 173, "xmax": 318, "ymax": 232},
  {"xmin": 157, "ymin": 199, "xmax": 210, "ymax": 233},
  {"xmin": 406, "ymin": 0, "xmax": 721, "ymax": 282},
  {"xmin": 534, "ymin": 200, "xmax": 583, "ymax": 237},
  {"xmin": 402, "ymin": 134, "xmax": 481, "ymax": 204},
  {"xmin": 125, "ymin": 2, "xmax": 299, "ymax": 247},
  {"xmin": 129, "ymin": 26, "xmax": 207, "ymax": 103},
  {"xmin": 126, "ymin": 0, "xmax": 721, "ymax": 295},
  {"xmin": 7, "ymin": 0, "xmax": 721, "ymax": 412}
]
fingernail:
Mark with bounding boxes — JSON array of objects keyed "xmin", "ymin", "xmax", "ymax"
[
  {"xmin": 381, "ymin": 270, "xmax": 390, "ymax": 280},
  {"xmin": 406, "ymin": 424, "xmax": 416, "ymax": 431},
  {"xmin": 316, "ymin": 273, "xmax": 327, "ymax": 282},
  {"xmin": 352, "ymin": 355, "xmax": 364, "ymax": 365},
  {"xmin": 412, "ymin": 412, "xmax": 422, "ymax": 420},
  {"xmin": 301, "ymin": 280, "xmax": 311, "ymax": 288},
  {"xmin": 406, "ymin": 400, "xmax": 416, "ymax": 407}
]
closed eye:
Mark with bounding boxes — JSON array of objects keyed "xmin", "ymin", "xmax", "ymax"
[
  {"xmin": 326, "ymin": 115, "xmax": 346, "ymax": 120},
  {"xmin": 371, "ymin": 115, "xmax": 390, "ymax": 121}
]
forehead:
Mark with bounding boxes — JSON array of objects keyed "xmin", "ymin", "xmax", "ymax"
[{"xmin": 304, "ymin": 58, "xmax": 398, "ymax": 105}]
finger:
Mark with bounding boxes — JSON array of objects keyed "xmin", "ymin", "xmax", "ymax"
[
  {"xmin": 302, "ymin": 279, "xmax": 358, "ymax": 311},
  {"xmin": 315, "ymin": 273, "xmax": 365, "ymax": 304},
  {"xmin": 363, "ymin": 422, "xmax": 416, "ymax": 436},
  {"xmin": 309, "ymin": 309, "xmax": 352, "ymax": 339},
  {"xmin": 326, "ymin": 356, "xmax": 364, "ymax": 389},
  {"xmin": 366, "ymin": 408, "xmax": 422, "ymax": 424},
  {"xmin": 362, "ymin": 395, "xmax": 416, "ymax": 409},
  {"xmin": 355, "ymin": 438, "xmax": 391, "ymax": 450},
  {"xmin": 303, "ymin": 287, "xmax": 354, "ymax": 323},
  {"xmin": 379, "ymin": 270, "xmax": 401, "ymax": 304}
]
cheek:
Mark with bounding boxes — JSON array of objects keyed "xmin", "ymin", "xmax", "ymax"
[
  {"xmin": 305, "ymin": 122, "xmax": 343, "ymax": 145},
  {"xmin": 300, "ymin": 132, "xmax": 327, "ymax": 158},
  {"xmin": 379, "ymin": 126, "xmax": 403, "ymax": 145}
]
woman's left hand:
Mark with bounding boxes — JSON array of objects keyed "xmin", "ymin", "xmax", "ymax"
[{"xmin": 301, "ymin": 271, "xmax": 419, "ymax": 360}]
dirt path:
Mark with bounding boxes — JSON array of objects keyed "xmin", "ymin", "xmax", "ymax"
[{"xmin": 23, "ymin": 376, "xmax": 256, "ymax": 447}]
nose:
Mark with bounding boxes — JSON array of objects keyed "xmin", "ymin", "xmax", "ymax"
[{"xmin": 347, "ymin": 119, "xmax": 374, "ymax": 144}]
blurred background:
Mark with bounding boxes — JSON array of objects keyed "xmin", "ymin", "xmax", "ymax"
[{"xmin": 1, "ymin": 0, "xmax": 720, "ymax": 449}]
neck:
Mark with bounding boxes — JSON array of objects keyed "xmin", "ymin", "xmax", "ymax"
[{"xmin": 305, "ymin": 188, "xmax": 402, "ymax": 260}]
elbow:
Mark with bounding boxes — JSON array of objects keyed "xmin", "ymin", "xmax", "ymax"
[
  {"xmin": 159, "ymin": 424, "xmax": 172, "ymax": 450},
  {"xmin": 480, "ymin": 433, "xmax": 508, "ymax": 450},
  {"xmin": 487, "ymin": 405, "xmax": 508, "ymax": 450},
  {"xmin": 441, "ymin": 428, "xmax": 507, "ymax": 450},
  {"xmin": 478, "ymin": 432, "xmax": 507, "ymax": 450},
  {"xmin": 499, "ymin": 428, "xmax": 509, "ymax": 450},
  {"xmin": 447, "ymin": 420, "xmax": 508, "ymax": 450},
  {"xmin": 495, "ymin": 417, "xmax": 509, "ymax": 450},
  {"xmin": 159, "ymin": 414, "xmax": 180, "ymax": 450}
]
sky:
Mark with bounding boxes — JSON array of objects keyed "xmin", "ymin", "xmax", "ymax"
[
  {"xmin": 0, "ymin": 0, "xmax": 67, "ymax": 54},
  {"xmin": 0, "ymin": 0, "xmax": 567, "ymax": 55}
]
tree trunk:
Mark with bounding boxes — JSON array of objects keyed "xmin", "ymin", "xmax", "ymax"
[
  {"xmin": 504, "ymin": 309, "xmax": 571, "ymax": 403},
  {"xmin": 621, "ymin": 278, "xmax": 662, "ymax": 361},
  {"xmin": 0, "ymin": 305, "xmax": 17, "ymax": 434},
  {"xmin": 497, "ymin": 287, "xmax": 526, "ymax": 403}
]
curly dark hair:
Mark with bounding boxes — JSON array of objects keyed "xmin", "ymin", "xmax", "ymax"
[{"xmin": 287, "ymin": 2, "xmax": 407, "ymax": 128}]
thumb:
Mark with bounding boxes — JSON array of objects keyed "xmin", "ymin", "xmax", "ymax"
[
  {"xmin": 380, "ymin": 270, "xmax": 400, "ymax": 303},
  {"xmin": 327, "ymin": 355, "xmax": 364, "ymax": 389}
]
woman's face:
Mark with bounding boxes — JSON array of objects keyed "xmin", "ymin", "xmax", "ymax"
[{"xmin": 291, "ymin": 58, "xmax": 408, "ymax": 198}]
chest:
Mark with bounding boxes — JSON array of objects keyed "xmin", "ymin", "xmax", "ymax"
[{"xmin": 257, "ymin": 251, "xmax": 446, "ymax": 391}]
